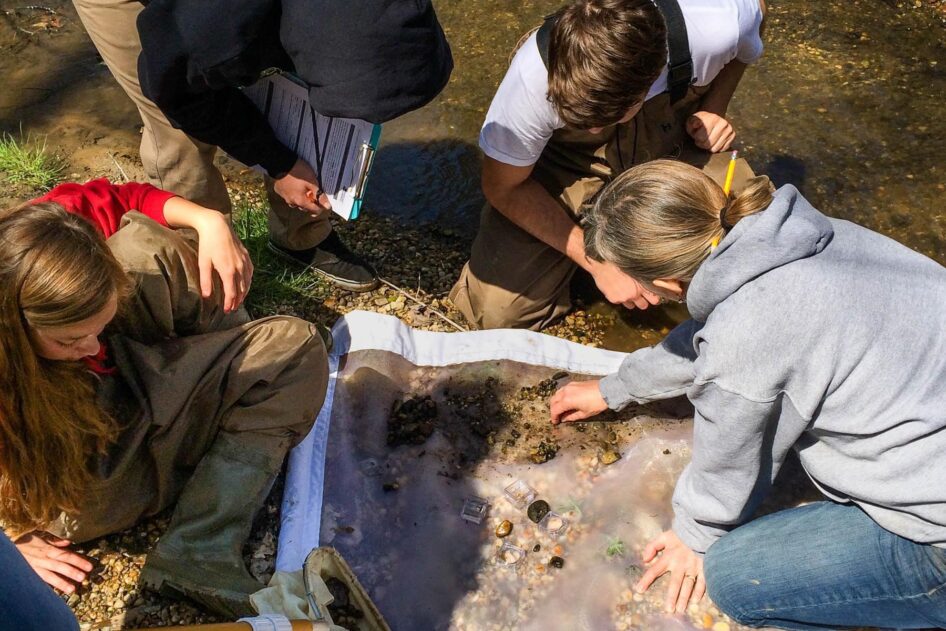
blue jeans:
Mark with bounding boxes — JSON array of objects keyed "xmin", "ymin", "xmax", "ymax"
[
  {"xmin": 704, "ymin": 501, "xmax": 946, "ymax": 630},
  {"xmin": 0, "ymin": 531, "xmax": 78, "ymax": 630}
]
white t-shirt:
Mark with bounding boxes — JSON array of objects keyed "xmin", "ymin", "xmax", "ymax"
[{"xmin": 479, "ymin": 0, "xmax": 764, "ymax": 167}]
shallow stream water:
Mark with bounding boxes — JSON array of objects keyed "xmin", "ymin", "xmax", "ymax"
[{"xmin": 2, "ymin": 0, "xmax": 944, "ymax": 351}]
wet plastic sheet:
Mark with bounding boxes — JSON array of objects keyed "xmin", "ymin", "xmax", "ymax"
[{"xmin": 277, "ymin": 311, "xmax": 742, "ymax": 630}]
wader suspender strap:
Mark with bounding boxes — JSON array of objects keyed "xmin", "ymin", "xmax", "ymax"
[
  {"xmin": 535, "ymin": 0, "xmax": 693, "ymax": 104},
  {"xmin": 652, "ymin": 0, "xmax": 693, "ymax": 103},
  {"xmin": 536, "ymin": 15, "xmax": 554, "ymax": 69}
]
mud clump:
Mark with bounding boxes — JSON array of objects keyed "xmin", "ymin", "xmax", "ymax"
[{"xmin": 387, "ymin": 395, "xmax": 438, "ymax": 446}]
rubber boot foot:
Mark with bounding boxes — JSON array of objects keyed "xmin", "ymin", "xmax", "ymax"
[{"xmin": 141, "ymin": 554, "xmax": 261, "ymax": 619}]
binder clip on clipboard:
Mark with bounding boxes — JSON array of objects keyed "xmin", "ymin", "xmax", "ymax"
[{"xmin": 244, "ymin": 72, "xmax": 382, "ymax": 220}]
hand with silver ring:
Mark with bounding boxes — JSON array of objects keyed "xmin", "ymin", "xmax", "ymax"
[{"xmin": 635, "ymin": 529, "xmax": 706, "ymax": 614}]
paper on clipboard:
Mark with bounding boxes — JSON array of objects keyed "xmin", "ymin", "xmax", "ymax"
[{"xmin": 244, "ymin": 73, "xmax": 380, "ymax": 220}]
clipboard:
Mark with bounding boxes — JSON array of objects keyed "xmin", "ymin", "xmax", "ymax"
[{"xmin": 243, "ymin": 72, "xmax": 381, "ymax": 221}]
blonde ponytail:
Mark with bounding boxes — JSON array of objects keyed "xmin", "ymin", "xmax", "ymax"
[{"xmin": 584, "ymin": 160, "xmax": 774, "ymax": 281}]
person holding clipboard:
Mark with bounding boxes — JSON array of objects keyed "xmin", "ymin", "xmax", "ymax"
[{"xmin": 72, "ymin": 0, "xmax": 453, "ymax": 291}]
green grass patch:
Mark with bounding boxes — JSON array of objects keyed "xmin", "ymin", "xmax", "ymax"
[
  {"xmin": 0, "ymin": 133, "xmax": 65, "ymax": 191},
  {"xmin": 231, "ymin": 191, "xmax": 334, "ymax": 319}
]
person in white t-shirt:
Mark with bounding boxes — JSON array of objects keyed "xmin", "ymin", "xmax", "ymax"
[{"xmin": 449, "ymin": 0, "xmax": 767, "ymax": 331}]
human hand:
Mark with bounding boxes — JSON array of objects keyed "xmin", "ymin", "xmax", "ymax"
[
  {"xmin": 587, "ymin": 259, "xmax": 660, "ymax": 310},
  {"xmin": 686, "ymin": 112, "xmax": 736, "ymax": 153},
  {"xmin": 273, "ymin": 158, "xmax": 331, "ymax": 215},
  {"xmin": 549, "ymin": 380, "xmax": 609, "ymax": 424},
  {"xmin": 15, "ymin": 531, "xmax": 93, "ymax": 594},
  {"xmin": 191, "ymin": 211, "xmax": 254, "ymax": 313},
  {"xmin": 635, "ymin": 529, "xmax": 705, "ymax": 614}
]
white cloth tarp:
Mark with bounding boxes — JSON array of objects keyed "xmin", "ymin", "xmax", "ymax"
[{"xmin": 276, "ymin": 311, "xmax": 746, "ymax": 630}]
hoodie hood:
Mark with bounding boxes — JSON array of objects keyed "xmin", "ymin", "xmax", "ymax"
[
  {"xmin": 280, "ymin": 0, "xmax": 453, "ymax": 124},
  {"xmin": 687, "ymin": 185, "xmax": 834, "ymax": 322}
]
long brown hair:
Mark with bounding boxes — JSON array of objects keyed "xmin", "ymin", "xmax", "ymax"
[
  {"xmin": 548, "ymin": 0, "xmax": 666, "ymax": 129},
  {"xmin": 0, "ymin": 201, "xmax": 129, "ymax": 533},
  {"xmin": 584, "ymin": 160, "xmax": 775, "ymax": 281}
]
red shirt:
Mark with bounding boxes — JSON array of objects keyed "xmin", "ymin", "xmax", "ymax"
[
  {"xmin": 32, "ymin": 178, "xmax": 175, "ymax": 238},
  {"xmin": 32, "ymin": 179, "xmax": 178, "ymax": 374}
]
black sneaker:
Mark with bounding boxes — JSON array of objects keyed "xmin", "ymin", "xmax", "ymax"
[{"xmin": 268, "ymin": 232, "xmax": 380, "ymax": 292}]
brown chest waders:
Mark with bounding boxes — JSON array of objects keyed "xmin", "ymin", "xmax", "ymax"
[{"xmin": 49, "ymin": 214, "xmax": 328, "ymax": 617}]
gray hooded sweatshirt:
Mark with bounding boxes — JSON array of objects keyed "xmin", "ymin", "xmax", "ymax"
[{"xmin": 599, "ymin": 185, "xmax": 946, "ymax": 554}]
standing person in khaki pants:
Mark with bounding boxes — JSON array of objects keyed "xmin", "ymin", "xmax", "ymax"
[
  {"xmin": 72, "ymin": 0, "xmax": 453, "ymax": 291},
  {"xmin": 449, "ymin": 0, "xmax": 767, "ymax": 330}
]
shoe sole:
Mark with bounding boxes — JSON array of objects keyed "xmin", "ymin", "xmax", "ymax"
[{"xmin": 267, "ymin": 242, "xmax": 380, "ymax": 293}]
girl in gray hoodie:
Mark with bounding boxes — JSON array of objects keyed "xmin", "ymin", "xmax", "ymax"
[{"xmin": 549, "ymin": 160, "xmax": 946, "ymax": 630}]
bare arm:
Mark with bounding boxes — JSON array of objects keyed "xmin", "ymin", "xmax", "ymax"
[
  {"xmin": 699, "ymin": 59, "xmax": 748, "ymax": 118},
  {"xmin": 482, "ymin": 157, "xmax": 658, "ymax": 309},
  {"xmin": 686, "ymin": 60, "xmax": 748, "ymax": 153},
  {"xmin": 482, "ymin": 157, "xmax": 588, "ymax": 268},
  {"xmin": 162, "ymin": 197, "xmax": 253, "ymax": 313}
]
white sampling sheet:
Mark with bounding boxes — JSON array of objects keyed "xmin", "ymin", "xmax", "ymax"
[{"xmin": 277, "ymin": 310, "xmax": 759, "ymax": 631}]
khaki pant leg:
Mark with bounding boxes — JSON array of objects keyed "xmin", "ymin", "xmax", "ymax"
[
  {"xmin": 449, "ymin": 202, "xmax": 577, "ymax": 331},
  {"xmin": 266, "ymin": 176, "xmax": 332, "ymax": 250},
  {"xmin": 52, "ymin": 316, "xmax": 327, "ymax": 542},
  {"xmin": 106, "ymin": 213, "xmax": 249, "ymax": 344},
  {"xmin": 71, "ymin": 0, "xmax": 231, "ymax": 214},
  {"xmin": 683, "ymin": 149, "xmax": 759, "ymax": 195}
]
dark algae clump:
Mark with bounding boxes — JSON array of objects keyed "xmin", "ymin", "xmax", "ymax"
[
  {"xmin": 530, "ymin": 440, "xmax": 559, "ymax": 464},
  {"xmin": 387, "ymin": 394, "xmax": 438, "ymax": 446},
  {"xmin": 325, "ymin": 577, "xmax": 365, "ymax": 626},
  {"xmin": 517, "ymin": 377, "xmax": 559, "ymax": 401}
]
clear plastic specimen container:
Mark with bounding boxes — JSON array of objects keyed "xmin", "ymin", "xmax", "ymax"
[
  {"xmin": 503, "ymin": 479, "xmax": 537, "ymax": 509},
  {"xmin": 539, "ymin": 511, "xmax": 569, "ymax": 538},
  {"xmin": 460, "ymin": 496, "xmax": 490, "ymax": 524},
  {"xmin": 495, "ymin": 542, "xmax": 527, "ymax": 569}
]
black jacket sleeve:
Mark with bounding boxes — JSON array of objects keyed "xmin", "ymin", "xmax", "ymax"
[{"xmin": 136, "ymin": 0, "xmax": 297, "ymax": 178}]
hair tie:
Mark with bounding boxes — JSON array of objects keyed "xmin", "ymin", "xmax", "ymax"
[{"xmin": 719, "ymin": 198, "xmax": 735, "ymax": 231}]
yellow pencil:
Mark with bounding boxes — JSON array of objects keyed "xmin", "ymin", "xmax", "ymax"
[{"xmin": 722, "ymin": 150, "xmax": 739, "ymax": 196}]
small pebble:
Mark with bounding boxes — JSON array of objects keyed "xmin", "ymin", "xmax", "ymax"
[
  {"xmin": 527, "ymin": 500, "xmax": 550, "ymax": 523},
  {"xmin": 701, "ymin": 613, "xmax": 714, "ymax": 628},
  {"xmin": 495, "ymin": 520, "xmax": 513, "ymax": 538},
  {"xmin": 548, "ymin": 556, "xmax": 565, "ymax": 569}
]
